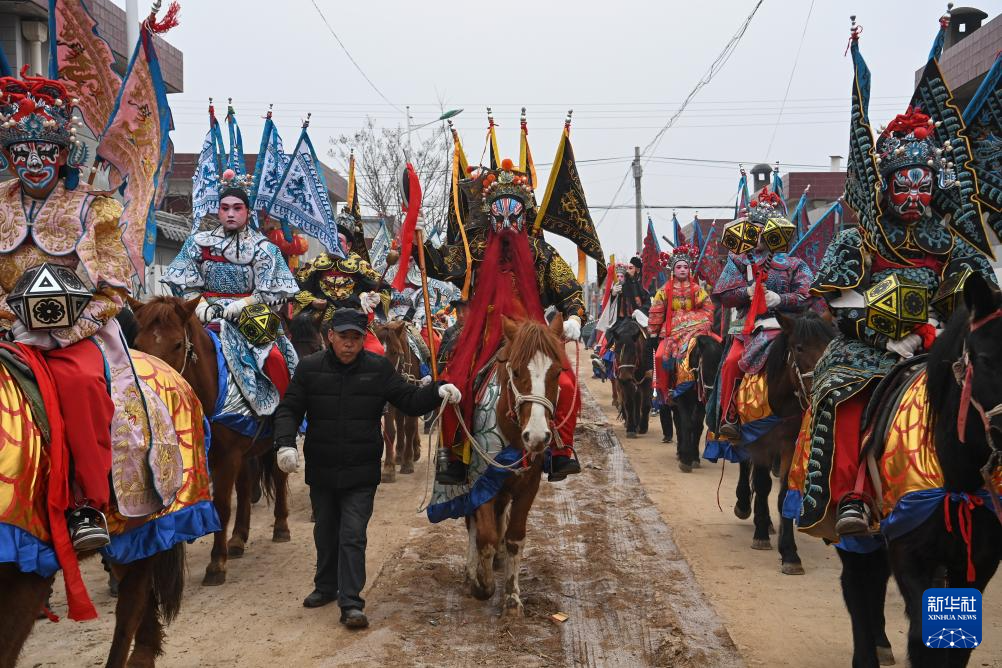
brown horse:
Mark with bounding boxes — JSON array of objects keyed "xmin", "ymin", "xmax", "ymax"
[
  {"xmin": 1, "ymin": 544, "xmax": 185, "ymax": 668},
  {"xmin": 733, "ymin": 310, "xmax": 835, "ymax": 574},
  {"xmin": 465, "ymin": 314, "xmax": 566, "ymax": 617},
  {"xmin": 373, "ymin": 321, "xmax": 422, "ymax": 483},
  {"xmin": 130, "ymin": 296, "xmax": 290, "ymax": 586}
]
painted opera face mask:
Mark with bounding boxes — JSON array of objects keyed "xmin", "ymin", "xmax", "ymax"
[
  {"xmin": 673, "ymin": 260, "xmax": 690, "ymax": 282},
  {"xmin": 489, "ymin": 196, "xmax": 527, "ymax": 234},
  {"xmin": 6, "ymin": 141, "xmax": 65, "ymax": 199},
  {"xmin": 888, "ymin": 166, "xmax": 933, "ymax": 223}
]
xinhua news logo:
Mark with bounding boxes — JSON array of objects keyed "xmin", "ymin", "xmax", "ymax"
[{"xmin": 922, "ymin": 588, "xmax": 982, "ymax": 649}]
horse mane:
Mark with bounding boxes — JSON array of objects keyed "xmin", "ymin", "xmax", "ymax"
[
  {"xmin": 764, "ymin": 311, "xmax": 836, "ymax": 386},
  {"xmin": 506, "ymin": 319, "xmax": 564, "ymax": 370},
  {"xmin": 926, "ymin": 303, "xmax": 969, "ymax": 431},
  {"xmin": 135, "ymin": 295, "xmax": 186, "ymax": 327}
]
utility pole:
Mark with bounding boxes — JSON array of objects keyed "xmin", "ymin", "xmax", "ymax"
[{"xmin": 633, "ymin": 146, "xmax": 643, "ymax": 252}]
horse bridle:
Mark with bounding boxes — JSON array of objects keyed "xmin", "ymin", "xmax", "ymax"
[
  {"xmin": 505, "ymin": 363, "xmax": 556, "ymax": 417},
  {"xmin": 787, "ymin": 348, "xmax": 814, "ymax": 412},
  {"xmin": 951, "ymin": 308, "xmax": 1002, "ymax": 519}
]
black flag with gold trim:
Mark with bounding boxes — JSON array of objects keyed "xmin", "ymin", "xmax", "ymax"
[
  {"xmin": 532, "ymin": 116, "xmax": 606, "ymax": 284},
  {"xmin": 344, "ymin": 151, "xmax": 370, "ymax": 264}
]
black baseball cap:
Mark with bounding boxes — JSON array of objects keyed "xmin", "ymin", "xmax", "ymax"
[{"xmin": 329, "ymin": 308, "xmax": 368, "ymax": 334}]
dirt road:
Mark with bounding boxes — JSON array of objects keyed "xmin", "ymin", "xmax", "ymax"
[{"xmin": 18, "ymin": 377, "xmax": 1002, "ymax": 667}]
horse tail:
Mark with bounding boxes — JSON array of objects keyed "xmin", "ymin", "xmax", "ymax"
[
  {"xmin": 151, "ymin": 542, "xmax": 185, "ymax": 626},
  {"xmin": 258, "ymin": 450, "xmax": 279, "ymax": 504}
]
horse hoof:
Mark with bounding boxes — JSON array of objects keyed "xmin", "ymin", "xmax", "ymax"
[
  {"xmin": 381, "ymin": 471, "xmax": 397, "ymax": 483},
  {"xmin": 876, "ymin": 645, "xmax": 895, "ymax": 666},
  {"xmin": 272, "ymin": 528, "xmax": 291, "ymax": 543},
  {"xmin": 751, "ymin": 538, "xmax": 772, "ymax": 550},
  {"xmin": 470, "ymin": 582, "xmax": 495, "ymax": 601},
  {"xmin": 734, "ymin": 503, "xmax": 751, "ymax": 520},
  {"xmin": 638, "ymin": 427, "xmax": 648, "ymax": 435},
  {"xmin": 780, "ymin": 562, "xmax": 805, "ymax": 575},
  {"xmin": 227, "ymin": 544, "xmax": 245, "ymax": 559},
  {"xmin": 678, "ymin": 461, "xmax": 692, "ymax": 473},
  {"xmin": 413, "ymin": 450, "xmax": 421, "ymax": 462},
  {"xmin": 691, "ymin": 460, "xmax": 701, "ymax": 469},
  {"xmin": 502, "ymin": 599, "xmax": 524, "ymax": 618},
  {"xmin": 399, "ymin": 462, "xmax": 415, "ymax": 475},
  {"xmin": 202, "ymin": 570, "xmax": 226, "ymax": 586},
  {"xmin": 626, "ymin": 432, "xmax": 638, "ymax": 439}
]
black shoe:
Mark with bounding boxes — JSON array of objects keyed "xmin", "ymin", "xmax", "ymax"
[
  {"xmin": 340, "ymin": 607, "xmax": 369, "ymax": 628},
  {"xmin": 303, "ymin": 590, "xmax": 337, "ymax": 608},
  {"xmin": 435, "ymin": 460, "xmax": 467, "ymax": 486},
  {"xmin": 548, "ymin": 455, "xmax": 582, "ymax": 482},
  {"xmin": 68, "ymin": 506, "xmax": 110, "ymax": 551},
  {"xmin": 718, "ymin": 421, "xmax": 740, "ymax": 441},
  {"xmin": 835, "ymin": 499, "xmax": 871, "ymax": 537}
]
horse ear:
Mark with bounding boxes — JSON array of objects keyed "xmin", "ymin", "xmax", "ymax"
[
  {"xmin": 502, "ymin": 315, "xmax": 519, "ymax": 341},
  {"xmin": 963, "ymin": 271, "xmax": 998, "ymax": 321},
  {"xmin": 549, "ymin": 312, "xmax": 564, "ymax": 338},
  {"xmin": 175, "ymin": 297, "xmax": 200, "ymax": 323},
  {"xmin": 776, "ymin": 311, "xmax": 795, "ymax": 336},
  {"xmin": 125, "ymin": 295, "xmax": 145, "ymax": 312}
]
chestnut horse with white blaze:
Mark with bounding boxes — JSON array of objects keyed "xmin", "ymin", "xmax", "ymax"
[{"xmin": 466, "ymin": 314, "xmax": 567, "ymax": 617}]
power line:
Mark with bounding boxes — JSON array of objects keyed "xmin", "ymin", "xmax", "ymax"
[
  {"xmin": 308, "ymin": 0, "xmax": 402, "ymax": 113},
  {"xmin": 764, "ymin": 0, "xmax": 816, "ymax": 157},
  {"xmin": 641, "ymin": 0, "xmax": 763, "ymax": 163}
]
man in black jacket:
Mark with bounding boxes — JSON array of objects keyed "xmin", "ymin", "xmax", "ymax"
[{"xmin": 273, "ymin": 309, "xmax": 461, "ymax": 629}]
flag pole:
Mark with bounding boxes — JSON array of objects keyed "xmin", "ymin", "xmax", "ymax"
[{"xmin": 415, "ymin": 227, "xmax": 439, "ymax": 380}]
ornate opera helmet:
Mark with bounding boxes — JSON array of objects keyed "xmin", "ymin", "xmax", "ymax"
[
  {"xmin": 874, "ymin": 107, "xmax": 954, "ymax": 222},
  {"xmin": 662, "ymin": 243, "xmax": 698, "ymax": 272},
  {"xmin": 747, "ymin": 187, "xmax": 784, "ymax": 226},
  {"xmin": 0, "ymin": 68, "xmax": 87, "ymax": 191},
  {"xmin": 217, "ymin": 168, "xmax": 254, "ymax": 207},
  {"xmin": 480, "ymin": 158, "xmax": 536, "ymax": 234}
]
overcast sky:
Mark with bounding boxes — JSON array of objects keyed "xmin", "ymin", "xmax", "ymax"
[{"xmin": 111, "ymin": 0, "xmax": 1002, "ymax": 277}]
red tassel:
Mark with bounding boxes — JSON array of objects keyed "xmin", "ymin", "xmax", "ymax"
[
  {"xmin": 145, "ymin": 2, "xmax": 181, "ymax": 34},
  {"xmin": 393, "ymin": 164, "xmax": 422, "ymax": 292},
  {"xmin": 743, "ymin": 267, "xmax": 766, "ymax": 336}
]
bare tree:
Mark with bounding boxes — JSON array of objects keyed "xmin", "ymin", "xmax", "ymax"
[{"xmin": 329, "ymin": 117, "xmax": 451, "ymax": 237}]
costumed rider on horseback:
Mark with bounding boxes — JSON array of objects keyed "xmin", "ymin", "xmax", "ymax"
[
  {"xmin": 421, "ymin": 159, "xmax": 586, "ymax": 485},
  {"xmin": 712, "ymin": 190, "xmax": 813, "ymax": 441},
  {"xmin": 800, "ymin": 102, "xmax": 998, "ymax": 539},
  {"xmin": 0, "ymin": 73, "xmax": 130, "ymax": 551},
  {"xmin": 291, "ymin": 210, "xmax": 389, "ymax": 354},
  {"xmin": 161, "ymin": 169, "xmax": 299, "ymax": 428},
  {"xmin": 648, "ymin": 244, "xmax": 714, "ymax": 405}
]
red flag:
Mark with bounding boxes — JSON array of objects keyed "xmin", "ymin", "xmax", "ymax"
[{"xmin": 393, "ymin": 164, "xmax": 422, "ymax": 291}]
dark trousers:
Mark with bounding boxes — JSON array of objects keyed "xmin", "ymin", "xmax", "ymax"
[
  {"xmin": 660, "ymin": 404, "xmax": 675, "ymax": 440},
  {"xmin": 309, "ymin": 484, "xmax": 376, "ymax": 610}
]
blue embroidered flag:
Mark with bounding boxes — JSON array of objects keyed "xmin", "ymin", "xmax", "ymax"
[
  {"xmin": 250, "ymin": 112, "xmax": 288, "ymax": 214},
  {"xmin": 790, "ymin": 200, "xmax": 842, "ymax": 273},
  {"xmin": 789, "ymin": 187, "xmax": 810, "ymax": 240},
  {"xmin": 267, "ymin": 124, "xmax": 344, "ymax": 257},
  {"xmin": 771, "ymin": 167, "xmax": 788, "ymax": 215},
  {"xmin": 691, "ymin": 215, "xmax": 704, "ymax": 252},
  {"xmin": 191, "ymin": 123, "xmax": 221, "ymax": 232},
  {"xmin": 672, "ymin": 212, "xmax": 685, "ymax": 247},
  {"xmin": 225, "ymin": 101, "xmax": 246, "ymax": 175},
  {"xmin": 735, "ymin": 168, "xmax": 750, "ymax": 218}
]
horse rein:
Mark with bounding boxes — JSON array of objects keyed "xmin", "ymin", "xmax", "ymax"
[
  {"xmin": 787, "ymin": 349, "xmax": 814, "ymax": 412},
  {"xmin": 178, "ymin": 322, "xmax": 198, "ymax": 376},
  {"xmin": 505, "ymin": 363, "xmax": 556, "ymax": 416},
  {"xmin": 950, "ymin": 308, "xmax": 1002, "ymax": 521}
]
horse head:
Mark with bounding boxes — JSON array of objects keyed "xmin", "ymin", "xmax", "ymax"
[
  {"xmin": 498, "ymin": 314, "xmax": 565, "ymax": 456},
  {"xmin": 130, "ymin": 296, "xmax": 200, "ymax": 374},
  {"xmin": 374, "ymin": 320, "xmax": 408, "ymax": 366},
  {"xmin": 929, "ymin": 271, "xmax": 1002, "ymax": 491},
  {"xmin": 611, "ymin": 318, "xmax": 644, "ymax": 383},
  {"xmin": 774, "ymin": 310, "xmax": 836, "ymax": 411}
]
